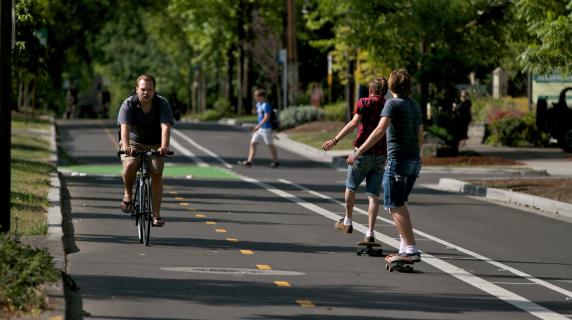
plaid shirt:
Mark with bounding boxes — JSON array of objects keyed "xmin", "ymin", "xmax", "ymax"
[{"xmin": 353, "ymin": 95, "xmax": 387, "ymax": 155}]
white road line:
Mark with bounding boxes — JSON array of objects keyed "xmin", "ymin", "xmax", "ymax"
[
  {"xmin": 170, "ymin": 134, "xmax": 569, "ymax": 320},
  {"xmin": 276, "ymin": 179, "xmax": 568, "ymax": 320},
  {"xmin": 172, "ymin": 129, "xmax": 233, "ymax": 169},
  {"xmin": 279, "ymin": 178, "xmax": 572, "ymax": 300},
  {"xmin": 170, "ymin": 138, "xmax": 208, "ymax": 167}
]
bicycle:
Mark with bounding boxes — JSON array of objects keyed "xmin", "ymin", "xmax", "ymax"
[{"xmin": 118, "ymin": 149, "xmax": 173, "ymax": 246}]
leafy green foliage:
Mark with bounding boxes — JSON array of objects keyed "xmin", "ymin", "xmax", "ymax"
[
  {"xmin": 516, "ymin": 0, "xmax": 572, "ymax": 74},
  {"xmin": 13, "ymin": 0, "xmax": 47, "ymax": 77},
  {"xmin": 0, "ymin": 236, "xmax": 59, "ymax": 316},
  {"xmin": 426, "ymin": 125, "xmax": 454, "ymax": 145},
  {"xmin": 279, "ymin": 106, "xmax": 325, "ymax": 129},
  {"xmin": 308, "ymin": 0, "xmax": 516, "ymax": 105},
  {"xmin": 323, "ymin": 101, "xmax": 347, "ymax": 121},
  {"xmin": 486, "ymin": 113, "xmax": 549, "ymax": 147}
]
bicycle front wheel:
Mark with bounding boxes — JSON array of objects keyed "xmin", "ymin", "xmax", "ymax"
[
  {"xmin": 133, "ymin": 177, "xmax": 143, "ymax": 243},
  {"xmin": 141, "ymin": 179, "xmax": 152, "ymax": 246}
]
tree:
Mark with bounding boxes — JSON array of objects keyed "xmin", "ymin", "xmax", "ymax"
[
  {"xmin": 308, "ymin": 0, "xmax": 516, "ymax": 155},
  {"xmin": 311, "ymin": 0, "xmax": 514, "ymax": 108},
  {"xmin": 13, "ymin": 0, "xmax": 48, "ymax": 112},
  {"xmin": 516, "ymin": 0, "xmax": 572, "ymax": 75}
]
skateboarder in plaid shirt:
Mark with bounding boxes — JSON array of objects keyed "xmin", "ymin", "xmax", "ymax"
[
  {"xmin": 322, "ymin": 78, "xmax": 388, "ymax": 243},
  {"xmin": 347, "ymin": 69, "xmax": 424, "ymax": 262}
]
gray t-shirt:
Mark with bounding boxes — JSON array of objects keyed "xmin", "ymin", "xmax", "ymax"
[
  {"xmin": 381, "ymin": 97, "xmax": 423, "ymax": 160},
  {"xmin": 117, "ymin": 94, "xmax": 174, "ymax": 145}
]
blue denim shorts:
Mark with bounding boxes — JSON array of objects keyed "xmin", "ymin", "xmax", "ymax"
[
  {"xmin": 383, "ymin": 158, "xmax": 422, "ymax": 208},
  {"xmin": 346, "ymin": 153, "xmax": 386, "ymax": 197}
]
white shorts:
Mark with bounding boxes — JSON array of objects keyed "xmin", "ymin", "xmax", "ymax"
[{"xmin": 251, "ymin": 128, "xmax": 274, "ymax": 145}]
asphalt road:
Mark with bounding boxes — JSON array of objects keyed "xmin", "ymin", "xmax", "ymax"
[{"xmin": 58, "ymin": 119, "xmax": 572, "ymax": 320}]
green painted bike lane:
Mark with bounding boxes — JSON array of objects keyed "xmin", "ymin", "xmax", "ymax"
[{"xmin": 59, "ymin": 164, "xmax": 239, "ymax": 179}]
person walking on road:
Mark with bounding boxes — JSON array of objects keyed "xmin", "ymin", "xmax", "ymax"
[
  {"xmin": 347, "ymin": 69, "xmax": 424, "ymax": 261},
  {"xmin": 322, "ymin": 78, "xmax": 389, "ymax": 243},
  {"xmin": 238, "ymin": 89, "xmax": 279, "ymax": 168},
  {"xmin": 117, "ymin": 74, "xmax": 174, "ymax": 227}
]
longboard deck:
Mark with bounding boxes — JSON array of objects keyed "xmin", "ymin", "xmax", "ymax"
[
  {"xmin": 356, "ymin": 241, "xmax": 382, "ymax": 256},
  {"xmin": 384, "ymin": 254, "xmax": 414, "ymax": 272}
]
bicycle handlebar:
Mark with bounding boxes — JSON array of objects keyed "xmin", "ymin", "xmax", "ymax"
[{"xmin": 117, "ymin": 150, "xmax": 174, "ymax": 157}]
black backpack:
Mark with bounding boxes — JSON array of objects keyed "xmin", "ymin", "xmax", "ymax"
[{"xmin": 268, "ymin": 106, "xmax": 280, "ymax": 130}]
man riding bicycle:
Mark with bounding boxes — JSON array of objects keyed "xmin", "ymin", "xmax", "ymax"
[{"xmin": 117, "ymin": 74, "xmax": 174, "ymax": 227}]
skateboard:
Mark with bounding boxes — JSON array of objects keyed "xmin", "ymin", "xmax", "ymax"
[
  {"xmin": 356, "ymin": 241, "xmax": 383, "ymax": 256},
  {"xmin": 384, "ymin": 254, "xmax": 414, "ymax": 272}
]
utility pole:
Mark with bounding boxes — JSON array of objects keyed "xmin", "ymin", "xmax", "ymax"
[
  {"xmin": 345, "ymin": 53, "xmax": 355, "ymax": 123},
  {"xmin": 0, "ymin": 0, "xmax": 13, "ymax": 233},
  {"xmin": 287, "ymin": 0, "xmax": 298, "ymax": 106}
]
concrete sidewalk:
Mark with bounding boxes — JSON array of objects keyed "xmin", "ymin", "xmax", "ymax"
[{"xmin": 462, "ymin": 124, "xmax": 572, "ymax": 177}]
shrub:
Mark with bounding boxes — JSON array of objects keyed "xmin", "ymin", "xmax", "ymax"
[
  {"xmin": 194, "ymin": 109, "xmax": 222, "ymax": 121},
  {"xmin": 486, "ymin": 113, "xmax": 549, "ymax": 147},
  {"xmin": 0, "ymin": 236, "xmax": 59, "ymax": 316},
  {"xmin": 323, "ymin": 101, "xmax": 346, "ymax": 121},
  {"xmin": 279, "ymin": 105, "xmax": 325, "ymax": 129},
  {"xmin": 472, "ymin": 96, "xmax": 528, "ymax": 123},
  {"xmin": 213, "ymin": 97, "xmax": 232, "ymax": 117}
]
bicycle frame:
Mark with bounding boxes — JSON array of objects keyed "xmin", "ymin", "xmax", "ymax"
[{"xmin": 118, "ymin": 149, "xmax": 173, "ymax": 246}]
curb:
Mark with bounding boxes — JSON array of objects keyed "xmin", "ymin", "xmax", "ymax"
[
  {"xmin": 437, "ymin": 178, "xmax": 572, "ymax": 220},
  {"xmin": 45, "ymin": 122, "xmax": 66, "ymax": 318},
  {"xmin": 274, "ymin": 133, "xmax": 351, "ymax": 164}
]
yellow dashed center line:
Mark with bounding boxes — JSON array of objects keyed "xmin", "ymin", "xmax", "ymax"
[
  {"xmin": 195, "ymin": 213, "xmax": 206, "ymax": 218},
  {"xmin": 227, "ymin": 238, "xmax": 239, "ymax": 242},
  {"xmin": 256, "ymin": 264, "xmax": 271, "ymax": 270},
  {"xmin": 175, "ymin": 197, "xmax": 185, "ymax": 201},
  {"xmin": 240, "ymin": 250, "xmax": 254, "ymax": 255},
  {"xmin": 168, "ymin": 191, "xmax": 178, "ymax": 195},
  {"xmin": 205, "ymin": 221, "xmax": 216, "ymax": 225},
  {"xmin": 215, "ymin": 228, "xmax": 227, "ymax": 233},
  {"xmin": 179, "ymin": 202, "xmax": 189, "ymax": 206},
  {"xmin": 274, "ymin": 281, "xmax": 291, "ymax": 287},
  {"xmin": 296, "ymin": 300, "xmax": 315, "ymax": 308}
]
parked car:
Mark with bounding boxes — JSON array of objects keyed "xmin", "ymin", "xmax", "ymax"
[{"xmin": 536, "ymin": 87, "xmax": 572, "ymax": 152}]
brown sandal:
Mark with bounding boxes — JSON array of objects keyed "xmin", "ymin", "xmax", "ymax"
[
  {"xmin": 120, "ymin": 200, "xmax": 133, "ymax": 213},
  {"xmin": 152, "ymin": 217, "xmax": 165, "ymax": 227}
]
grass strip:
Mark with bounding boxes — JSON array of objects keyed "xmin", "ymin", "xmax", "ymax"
[{"xmin": 10, "ymin": 115, "xmax": 54, "ymax": 236}]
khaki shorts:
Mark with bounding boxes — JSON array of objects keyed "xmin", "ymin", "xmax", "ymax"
[
  {"xmin": 250, "ymin": 128, "xmax": 274, "ymax": 145},
  {"xmin": 120, "ymin": 141, "xmax": 165, "ymax": 173}
]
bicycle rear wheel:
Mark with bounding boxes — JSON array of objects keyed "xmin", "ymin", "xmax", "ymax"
[{"xmin": 141, "ymin": 179, "xmax": 152, "ymax": 246}]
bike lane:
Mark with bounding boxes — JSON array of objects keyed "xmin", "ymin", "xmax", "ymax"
[{"xmin": 59, "ymin": 120, "xmax": 571, "ymax": 320}]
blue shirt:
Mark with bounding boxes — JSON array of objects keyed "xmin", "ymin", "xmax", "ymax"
[
  {"xmin": 381, "ymin": 97, "xmax": 423, "ymax": 160},
  {"xmin": 256, "ymin": 101, "xmax": 273, "ymax": 129}
]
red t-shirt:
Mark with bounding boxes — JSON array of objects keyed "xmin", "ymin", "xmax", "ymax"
[{"xmin": 353, "ymin": 95, "xmax": 387, "ymax": 155}]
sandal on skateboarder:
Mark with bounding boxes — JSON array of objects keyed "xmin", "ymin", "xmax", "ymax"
[
  {"xmin": 152, "ymin": 217, "xmax": 165, "ymax": 227},
  {"xmin": 120, "ymin": 200, "xmax": 133, "ymax": 214}
]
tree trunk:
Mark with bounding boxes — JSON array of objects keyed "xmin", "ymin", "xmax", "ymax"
[
  {"xmin": 226, "ymin": 46, "xmax": 236, "ymax": 113},
  {"xmin": 286, "ymin": 0, "xmax": 299, "ymax": 105}
]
